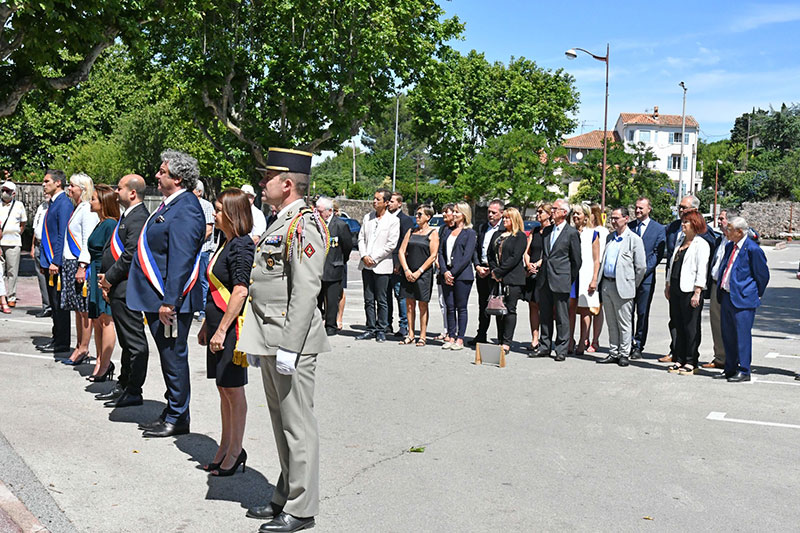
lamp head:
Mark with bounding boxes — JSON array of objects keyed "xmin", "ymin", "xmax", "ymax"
[
  {"xmin": 679, "ymin": 81, "xmax": 686, "ymax": 89},
  {"xmin": 565, "ymin": 49, "xmax": 578, "ymax": 60}
]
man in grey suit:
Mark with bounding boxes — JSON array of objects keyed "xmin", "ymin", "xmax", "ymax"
[
  {"xmin": 597, "ymin": 207, "xmax": 646, "ymax": 367},
  {"xmin": 238, "ymin": 147, "xmax": 330, "ymax": 533},
  {"xmin": 534, "ymin": 198, "xmax": 581, "ymax": 362}
]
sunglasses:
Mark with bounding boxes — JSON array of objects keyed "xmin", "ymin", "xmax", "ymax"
[{"xmin": 415, "ymin": 212, "xmax": 424, "ymax": 217}]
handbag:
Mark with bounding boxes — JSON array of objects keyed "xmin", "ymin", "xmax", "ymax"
[{"xmin": 486, "ymin": 284, "xmax": 508, "ymax": 316}]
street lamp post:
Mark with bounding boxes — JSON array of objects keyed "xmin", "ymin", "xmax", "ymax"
[
  {"xmin": 714, "ymin": 158, "xmax": 722, "ymax": 225},
  {"xmin": 566, "ymin": 44, "xmax": 610, "ymax": 212},
  {"xmin": 677, "ymin": 81, "xmax": 687, "ymax": 208}
]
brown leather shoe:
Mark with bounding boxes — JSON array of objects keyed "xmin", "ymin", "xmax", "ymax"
[
  {"xmin": 701, "ymin": 361, "xmax": 724, "ymax": 369},
  {"xmin": 658, "ymin": 355, "xmax": 673, "ymax": 363},
  {"xmin": 7, "ymin": 301, "xmax": 15, "ymax": 308}
]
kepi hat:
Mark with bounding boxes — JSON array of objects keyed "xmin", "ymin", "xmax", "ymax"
[{"xmin": 258, "ymin": 147, "xmax": 313, "ymax": 175}]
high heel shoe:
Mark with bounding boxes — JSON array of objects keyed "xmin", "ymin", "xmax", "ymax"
[
  {"xmin": 211, "ymin": 449, "xmax": 247, "ymax": 477},
  {"xmin": 62, "ymin": 351, "xmax": 90, "ymax": 366},
  {"xmin": 201, "ymin": 455, "xmax": 226, "ymax": 472},
  {"xmin": 88, "ymin": 362, "xmax": 115, "ymax": 382}
]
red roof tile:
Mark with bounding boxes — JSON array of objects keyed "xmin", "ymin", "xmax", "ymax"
[
  {"xmin": 563, "ymin": 130, "xmax": 620, "ymax": 149},
  {"xmin": 618, "ymin": 112, "xmax": 698, "ymax": 128}
]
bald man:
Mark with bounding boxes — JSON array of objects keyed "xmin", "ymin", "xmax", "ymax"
[{"xmin": 96, "ymin": 174, "xmax": 151, "ymax": 408}]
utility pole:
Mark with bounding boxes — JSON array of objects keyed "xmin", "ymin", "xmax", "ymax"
[
  {"xmin": 676, "ymin": 81, "xmax": 687, "ymax": 208},
  {"xmin": 744, "ymin": 115, "xmax": 750, "ymax": 170},
  {"xmin": 351, "ymin": 139, "xmax": 357, "ymax": 184},
  {"xmin": 414, "ymin": 155, "xmax": 420, "ymax": 205},
  {"xmin": 392, "ymin": 92, "xmax": 400, "ymax": 192}
]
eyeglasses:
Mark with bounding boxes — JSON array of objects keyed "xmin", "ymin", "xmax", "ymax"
[
  {"xmin": 678, "ymin": 205, "xmax": 689, "ymax": 210},
  {"xmin": 415, "ymin": 213, "xmax": 423, "ymax": 217}
]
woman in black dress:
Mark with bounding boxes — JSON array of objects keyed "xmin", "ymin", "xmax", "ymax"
[
  {"xmin": 523, "ymin": 203, "xmax": 552, "ymax": 352},
  {"xmin": 398, "ymin": 205, "xmax": 439, "ymax": 346},
  {"xmin": 489, "ymin": 207, "xmax": 528, "ymax": 353},
  {"xmin": 86, "ymin": 184, "xmax": 119, "ymax": 381},
  {"xmin": 198, "ymin": 188, "xmax": 255, "ymax": 476}
]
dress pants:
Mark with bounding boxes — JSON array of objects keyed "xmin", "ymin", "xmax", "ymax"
[
  {"xmin": 720, "ymin": 290, "xmax": 755, "ymax": 376},
  {"xmin": 111, "ymin": 296, "xmax": 150, "ymax": 396},
  {"xmin": 474, "ymin": 274, "xmax": 492, "ymax": 340},
  {"xmin": 260, "ymin": 354, "xmax": 319, "ymax": 518},
  {"xmin": 33, "ymin": 245, "xmax": 50, "ymax": 310},
  {"xmin": 46, "ymin": 272, "xmax": 71, "ymax": 349},
  {"xmin": 386, "ymin": 273, "xmax": 408, "ymax": 333},
  {"xmin": 602, "ymin": 280, "xmax": 634, "ymax": 359},
  {"xmin": 538, "ymin": 287, "xmax": 570, "ymax": 356},
  {"xmin": 442, "ymin": 279, "xmax": 473, "ymax": 340},
  {"xmin": 668, "ymin": 285, "xmax": 703, "ymax": 367},
  {"xmin": 317, "ymin": 279, "xmax": 343, "ymax": 333},
  {"xmin": 1, "ymin": 245, "xmax": 20, "ymax": 302},
  {"xmin": 145, "ymin": 312, "xmax": 192, "ymax": 425},
  {"xmin": 362, "ymin": 270, "xmax": 389, "ymax": 334},
  {"xmin": 496, "ymin": 284, "xmax": 522, "ymax": 346},
  {"xmin": 631, "ymin": 272, "xmax": 656, "ymax": 351},
  {"xmin": 709, "ymin": 285, "xmax": 726, "ymax": 366}
]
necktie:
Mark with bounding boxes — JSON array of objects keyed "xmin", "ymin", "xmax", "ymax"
[
  {"xmin": 636, "ymin": 222, "xmax": 642, "ymax": 236},
  {"xmin": 721, "ymin": 244, "xmax": 738, "ymax": 289},
  {"xmin": 550, "ymin": 225, "xmax": 559, "ymax": 248}
]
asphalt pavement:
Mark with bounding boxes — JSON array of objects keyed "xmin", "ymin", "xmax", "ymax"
[{"xmin": 1, "ymin": 245, "xmax": 799, "ymax": 532}]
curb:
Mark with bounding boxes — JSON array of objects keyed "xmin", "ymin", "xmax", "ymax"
[{"xmin": 0, "ymin": 481, "xmax": 49, "ymax": 533}]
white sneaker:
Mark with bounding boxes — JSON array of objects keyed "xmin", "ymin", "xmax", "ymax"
[
  {"xmin": 442, "ymin": 342, "xmax": 453, "ymax": 349},
  {"xmin": 450, "ymin": 343, "xmax": 464, "ymax": 351}
]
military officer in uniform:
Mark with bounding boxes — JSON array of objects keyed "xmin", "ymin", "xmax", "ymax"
[{"xmin": 238, "ymin": 147, "xmax": 330, "ymax": 533}]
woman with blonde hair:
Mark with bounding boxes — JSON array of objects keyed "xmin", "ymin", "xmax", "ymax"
[
  {"xmin": 568, "ymin": 203, "xmax": 601, "ymax": 355},
  {"xmin": 523, "ymin": 202, "xmax": 552, "ymax": 352},
  {"xmin": 588, "ymin": 203, "xmax": 608, "ymax": 352},
  {"xmin": 437, "ymin": 201, "xmax": 477, "ymax": 350},
  {"xmin": 489, "ymin": 207, "xmax": 528, "ymax": 353},
  {"xmin": 61, "ymin": 173, "xmax": 99, "ymax": 366}
]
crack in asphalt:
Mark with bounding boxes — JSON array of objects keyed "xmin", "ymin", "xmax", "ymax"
[{"xmin": 322, "ymin": 424, "xmax": 478, "ymax": 502}]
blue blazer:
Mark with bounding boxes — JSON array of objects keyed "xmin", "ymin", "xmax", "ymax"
[
  {"xmin": 628, "ymin": 219, "xmax": 665, "ymax": 277},
  {"xmin": 39, "ymin": 191, "xmax": 74, "ymax": 269},
  {"xmin": 716, "ymin": 237, "xmax": 769, "ymax": 309},
  {"xmin": 127, "ymin": 191, "xmax": 207, "ymax": 314},
  {"xmin": 438, "ymin": 227, "xmax": 477, "ymax": 282}
]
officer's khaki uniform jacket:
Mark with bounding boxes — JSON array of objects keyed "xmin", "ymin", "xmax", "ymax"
[{"xmin": 238, "ymin": 199, "xmax": 331, "ymax": 356}]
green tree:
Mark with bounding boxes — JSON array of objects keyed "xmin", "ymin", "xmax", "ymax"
[
  {"xmin": 147, "ymin": 0, "xmax": 462, "ymax": 166},
  {"xmin": 408, "ymin": 49, "xmax": 578, "ymax": 182},
  {"xmin": 570, "ymin": 142, "xmax": 674, "ymax": 223}
]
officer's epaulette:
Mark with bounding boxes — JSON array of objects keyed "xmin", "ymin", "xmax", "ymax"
[{"xmin": 285, "ymin": 206, "xmax": 331, "ymax": 260}]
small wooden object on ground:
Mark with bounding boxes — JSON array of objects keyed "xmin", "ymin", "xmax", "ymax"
[{"xmin": 474, "ymin": 343, "xmax": 506, "ymax": 368}]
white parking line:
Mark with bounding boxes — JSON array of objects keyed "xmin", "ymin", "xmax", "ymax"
[
  {"xmin": 765, "ymin": 352, "xmax": 799, "ymax": 359},
  {"xmin": 0, "ymin": 318, "xmax": 50, "ymax": 327},
  {"xmin": 0, "ymin": 351, "xmax": 55, "ymax": 361},
  {"xmin": 751, "ymin": 376, "xmax": 800, "ymax": 387},
  {"xmin": 707, "ymin": 411, "xmax": 800, "ymax": 430}
]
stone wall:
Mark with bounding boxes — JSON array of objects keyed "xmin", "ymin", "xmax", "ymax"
[
  {"xmin": 330, "ymin": 197, "xmax": 410, "ymax": 221},
  {"xmin": 740, "ymin": 201, "xmax": 800, "ymax": 239}
]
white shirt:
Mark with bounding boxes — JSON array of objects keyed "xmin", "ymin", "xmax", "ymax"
[
  {"xmin": 446, "ymin": 234, "xmax": 458, "ymax": 267},
  {"xmin": 198, "ymin": 197, "xmax": 215, "ymax": 252},
  {"xmin": 481, "ymin": 221, "xmax": 502, "ymax": 264},
  {"xmin": 250, "ymin": 203, "xmax": 268, "ymax": 238},
  {"xmin": 711, "ymin": 235, "xmax": 729, "ymax": 281},
  {"xmin": 634, "ymin": 217, "xmax": 649, "ymax": 238},
  {"xmin": 161, "ymin": 188, "xmax": 186, "ymax": 207},
  {"xmin": 0, "ymin": 198, "xmax": 27, "ymax": 247},
  {"xmin": 62, "ymin": 201, "xmax": 99, "ymax": 264},
  {"xmin": 721, "ymin": 234, "xmax": 747, "ymax": 291},
  {"xmin": 550, "ymin": 220, "xmax": 567, "ymax": 247},
  {"xmin": 33, "ymin": 201, "xmax": 48, "ymax": 242}
]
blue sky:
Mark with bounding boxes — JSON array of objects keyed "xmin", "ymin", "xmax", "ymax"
[{"xmin": 442, "ymin": 1, "xmax": 800, "ymax": 141}]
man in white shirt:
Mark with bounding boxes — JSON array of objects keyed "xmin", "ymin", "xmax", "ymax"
[
  {"xmin": 243, "ymin": 184, "xmax": 267, "ymax": 243},
  {"xmin": 31, "ymin": 193, "xmax": 51, "ymax": 317},
  {"xmin": 193, "ymin": 181, "xmax": 215, "ymax": 321},
  {"xmin": 356, "ymin": 189, "xmax": 400, "ymax": 343},
  {"xmin": 0, "ymin": 181, "xmax": 27, "ymax": 307},
  {"xmin": 704, "ymin": 209, "xmax": 733, "ymax": 369}
]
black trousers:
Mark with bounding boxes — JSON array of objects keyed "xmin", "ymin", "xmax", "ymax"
[
  {"xmin": 475, "ymin": 273, "xmax": 493, "ymax": 340},
  {"xmin": 318, "ymin": 279, "xmax": 343, "ymax": 333},
  {"xmin": 46, "ymin": 272, "xmax": 71, "ymax": 349},
  {"xmin": 668, "ymin": 284, "xmax": 703, "ymax": 367},
  {"xmin": 362, "ymin": 270, "xmax": 390, "ymax": 334},
  {"xmin": 538, "ymin": 287, "xmax": 570, "ymax": 356},
  {"xmin": 496, "ymin": 284, "xmax": 523, "ymax": 346},
  {"xmin": 111, "ymin": 296, "xmax": 150, "ymax": 396}
]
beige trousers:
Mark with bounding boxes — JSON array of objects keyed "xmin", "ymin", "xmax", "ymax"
[{"xmin": 709, "ymin": 287, "xmax": 726, "ymax": 365}]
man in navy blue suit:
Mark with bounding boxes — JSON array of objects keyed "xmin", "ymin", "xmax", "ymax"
[
  {"xmin": 628, "ymin": 197, "xmax": 665, "ymax": 359},
  {"xmin": 37, "ymin": 169, "xmax": 74, "ymax": 354},
  {"xmin": 128, "ymin": 150, "xmax": 206, "ymax": 437},
  {"xmin": 716, "ymin": 216, "xmax": 769, "ymax": 383}
]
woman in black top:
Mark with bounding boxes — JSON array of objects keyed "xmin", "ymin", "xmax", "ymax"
[
  {"xmin": 198, "ymin": 188, "xmax": 254, "ymax": 476},
  {"xmin": 489, "ymin": 207, "xmax": 528, "ymax": 353},
  {"xmin": 523, "ymin": 202, "xmax": 552, "ymax": 352},
  {"xmin": 398, "ymin": 205, "xmax": 439, "ymax": 346}
]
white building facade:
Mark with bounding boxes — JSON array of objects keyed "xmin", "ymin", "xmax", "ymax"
[{"xmin": 614, "ymin": 107, "xmax": 699, "ymax": 196}]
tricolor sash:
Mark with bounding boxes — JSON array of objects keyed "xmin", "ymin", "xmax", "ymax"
[
  {"xmin": 206, "ymin": 243, "xmax": 248, "ymax": 368},
  {"xmin": 65, "ymin": 205, "xmax": 85, "ymax": 258},
  {"xmin": 110, "ymin": 217, "xmax": 124, "ymax": 261},
  {"xmin": 41, "ymin": 209, "xmax": 54, "ymax": 266},
  {"xmin": 137, "ymin": 217, "xmax": 202, "ymax": 298}
]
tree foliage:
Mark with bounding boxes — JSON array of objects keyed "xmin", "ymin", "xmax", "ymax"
[
  {"xmin": 569, "ymin": 142, "xmax": 674, "ymax": 222},
  {"xmin": 408, "ymin": 48, "xmax": 579, "ymax": 182}
]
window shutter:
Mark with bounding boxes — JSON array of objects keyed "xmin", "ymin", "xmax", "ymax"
[
  {"xmin": 683, "ymin": 156, "xmax": 688, "ymax": 170},
  {"xmin": 685, "ymin": 133, "xmax": 690, "ymax": 145},
  {"xmin": 669, "ymin": 132, "xmax": 674, "ymax": 144}
]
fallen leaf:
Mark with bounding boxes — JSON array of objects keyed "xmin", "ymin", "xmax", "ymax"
[
  {"xmin": 409, "ymin": 446, "xmax": 425, "ymax": 453},
  {"xmin": 643, "ymin": 516, "xmax": 654, "ymax": 521},
  {"xmin": 132, "ymin": 450, "xmax": 139, "ymax": 454}
]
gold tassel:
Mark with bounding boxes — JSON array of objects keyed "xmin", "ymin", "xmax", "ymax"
[
  {"xmin": 49, "ymin": 274, "xmax": 54, "ymax": 287},
  {"xmin": 232, "ymin": 315, "xmax": 248, "ymax": 367},
  {"xmin": 82, "ymin": 282, "xmax": 88, "ymax": 298},
  {"xmin": 56, "ymin": 275, "xmax": 61, "ymax": 292}
]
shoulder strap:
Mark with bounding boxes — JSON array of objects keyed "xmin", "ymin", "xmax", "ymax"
[{"xmin": 1, "ymin": 199, "xmax": 15, "ymax": 232}]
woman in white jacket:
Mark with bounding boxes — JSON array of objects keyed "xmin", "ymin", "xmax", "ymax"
[
  {"xmin": 60, "ymin": 173, "xmax": 100, "ymax": 366},
  {"xmin": 664, "ymin": 210, "xmax": 710, "ymax": 375}
]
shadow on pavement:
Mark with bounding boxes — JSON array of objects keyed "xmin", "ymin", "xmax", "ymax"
[
  {"xmin": 108, "ymin": 400, "xmax": 167, "ymax": 426},
  {"xmin": 173, "ymin": 435, "xmax": 275, "ymax": 509}
]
